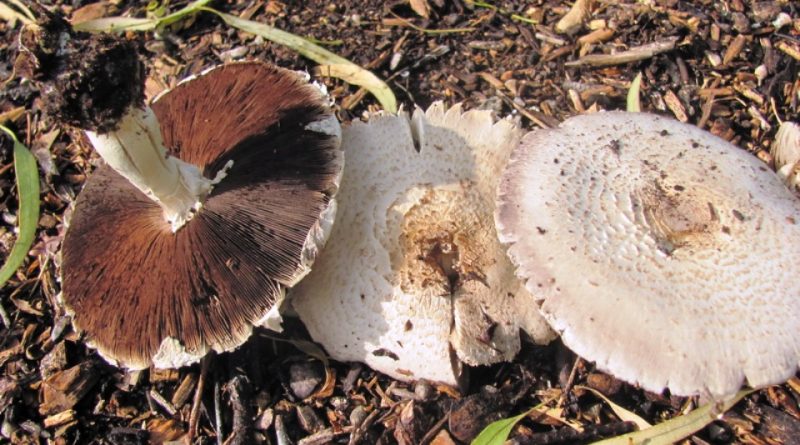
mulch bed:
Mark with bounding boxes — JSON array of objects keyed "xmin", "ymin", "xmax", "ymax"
[{"xmin": 1, "ymin": 0, "xmax": 799, "ymax": 444}]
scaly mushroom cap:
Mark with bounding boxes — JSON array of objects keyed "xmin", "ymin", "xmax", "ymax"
[
  {"xmin": 496, "ymin": 111, "xmax": 800, "ymax": 397},
  {"xmin": 291, "ymin": 103, "xmax": 554, "ymax": 386},
  {"xmin": 61, "ymin": 62, "xmax": 342, "ymax": 369}
]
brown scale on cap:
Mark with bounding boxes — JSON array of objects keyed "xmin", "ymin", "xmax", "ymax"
[
  {"xmin": 60, "ymin": 63, "xmax": 341, "ymax": 369},
  {"xmin": 18, "ymin": 6, "xmax": 144, "ymax": 133}
]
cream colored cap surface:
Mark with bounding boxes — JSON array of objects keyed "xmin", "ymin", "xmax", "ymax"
[
  {"xmin": 292, "ymin": 103, "xmax": 555, "ymax": 386},
  {"xmin": 496, "ymin": 111, "xmax": 800, "ymax": 397}
]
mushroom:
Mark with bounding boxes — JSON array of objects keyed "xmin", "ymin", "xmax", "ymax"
[
  {"xmin": 771, "ymin": 121, "xmax": 800, "ymax": 190},
  {"xmin": 23, "ymin": 12, "xmax": 343, "ymax": 368},
  {"xmin": 291, "ymin": 103, "xmax": 555, "ymax": 386},
  {"xmin": 496, "ymin": 111, "xmax": 800, "ymax": 397}
]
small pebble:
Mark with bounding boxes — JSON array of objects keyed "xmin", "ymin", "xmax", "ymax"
[
  {"xmin": 731, "ymin": 12, "xmax": 750, "ymax": 33},
  {"xmin": 289, "ymin": 362, "xmax": 323, "ymax": 399},
  {"xmin": 255, "ymin": 408, "xmax": 274, "ymax": 431},
  {"xmin": 705, "ymin": 420, "xmax": 733, "ymax": 443},
  {"xmin": 414, "ymin": 379, "xmax": 433, "ymax": 401}
]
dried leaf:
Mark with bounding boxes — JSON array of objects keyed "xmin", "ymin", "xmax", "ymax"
[
  {"xmin": 311, "ymin": 366, "xmax": 336, "ymax": 399},
  {"xmin": 206, "ymin": 9, "xmax": 397, "ymax": 113},
  {"xmin": 592, "ymin": 389, "xmax": 753, "ymax": 445},
  {"xmin": 0, "ymin": 0, "xmax": 33, "ymax": 25},
  {"xmin": 70, "ymin": 3, "xmax": 397, "ymax": 113},
  {"xmin": 576, "ymin": 385, "xmax": 651, "ymax": 430},
  {"xmin": 0, "ymin": 125, "xmax": 40, "ymax": 289},
  {"xmin": 70, "ymin": 2, "xmax": 117, "ymax": 24},
  {"xmin": 31, "ymin": 128, "xmax": 59, "ymax": 177},
  {"xmin": 0, "ymin": 106, "xmax": 25, "ymax": 126},
  {"xmin": 289, "ymin": 339, "xmax": 330, "ymax": 367}
]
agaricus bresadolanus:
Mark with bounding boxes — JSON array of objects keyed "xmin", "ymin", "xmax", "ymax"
[
  {"xmin": 291, "ymin": 102, "xmax": 555, "ymax": 386},
  {"xmin": 496, "ymin": 111, "xmax": 800, "ymax": 397},
  {"xmin": 21, "ymin": 12, "xmax": 343, "ymax": 369}
]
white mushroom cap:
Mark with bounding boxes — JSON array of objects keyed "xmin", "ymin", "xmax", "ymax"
[
  {"xmin": 496, "ymin": 111, "xmax": 800, "ymax": 397},
  {"xmin": 291, "ymin": 103, "xmax": 555, "ymax": 386}
]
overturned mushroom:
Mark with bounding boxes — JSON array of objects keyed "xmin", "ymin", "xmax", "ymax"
[
  {"xmin": 23, "ymin": 13, "xmax": 342, "ymax": 369},
  {"xmin": 291, "ymin": 103, "xmax": 555, "ymax": 386},
  {"xmin": 496, "ymin": 111, "xmax": 800, "ymax": 397}
]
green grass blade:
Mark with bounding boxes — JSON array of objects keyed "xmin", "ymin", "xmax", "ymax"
[
  {"xmin": 155, "ymin": 0, "xmax": 213, "ymax": 29},
  {"xmin": 470, "ymin": 409, "xmax": 531, "ymax": 445},
  {"xmin": 627, "ymin": 72, "xmax": 643, "ymax": 112},
  {"xmin": 204, "ymin": 8, "xmax": 398, "ymax": 113},
  {"xmin": 591, "ymin": 389, "xmax": 753, "ymax": 445},
  {"xmin": 0, "ymin": 126, "xmax": 40, "ymax": 288},
  {"xmin": 73, "ymin": 16, "xmax": 156, "ymax": 32},
  {"xmin": 73, "ymin": 0, "xmax": 212, "ymax": 32}
]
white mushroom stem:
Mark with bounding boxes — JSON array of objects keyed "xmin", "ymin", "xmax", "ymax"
[{"xmin": 85, "ymin": 106, "xmax": 232, "ymax": 232}]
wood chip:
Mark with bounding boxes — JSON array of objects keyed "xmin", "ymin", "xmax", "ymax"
[
  {"xmin": 757, "ymin": 404, "xmax": 800, "ymax": 442},
  {"xmin": 409, "ymin": 0, "xmax": 431, "ymax": 19},
  {"xmin": 149, "ymin": 389, "xmax": 177, "ymax": 417},
  {"xmin": 722, "ymin": 34, "xmax": 747, "ymax": 66},
  {"xmin": 171, "ymin": 372, "xmax": 198, "ymax": 409},
  {"xmin": 578, "ymin": 28, "xmax": 614, "ymax": 45},
  {"xmin": 40, "ymin": 362, "xmax": 98, "ymax": 415},
  {"xmin": 664, "ymin": 89, "xmax": 689, "ymax": 122},
  {"xmin": 776, "ymin": 40, "xmax": 800, "ymax": 62},
  {"xmin": 566, "ymin": 38, "xmax": 678, "ymax": 67},
  {"xmin": 555, "ymin": 0, "xmax": 591, "ymax": 35},
  {"xmin": 698, "ymin": 87, "xmax": 735, "ymax": 99},
  {"xmin": 44, "ymin": 409, "xmax": 75, "ymax": 428},
  {"xmin": 147, "ymin": 418, "xmax": 186, "ymax": 443},
  {"xmin": 734, "ymin": 83, "xmax": 765, "ymax": 105},
  {"xmin": 477, "ymin": 72, "xmax": 505, "ymax": 90},
  {"xmin": 429, "ymin": 428, "xmax": 458, "ymax": 445},
  {"xmin": 150, "ymin": 368, "xmax": 180, "ymax": 384}
]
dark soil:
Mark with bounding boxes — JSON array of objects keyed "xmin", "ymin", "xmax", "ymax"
[
  {"xmin": 18, "ymin": 5, "xmax": 144, "ymax": 132},
  {"xmin": 1, "ymin": 0, "xmax": 799, "ymax": 444}
]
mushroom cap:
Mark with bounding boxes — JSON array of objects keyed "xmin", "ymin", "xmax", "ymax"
[
  {"xmin": 291, "ymin": 102, "xmax": 555, "ymax": 386},
  {"xmin": 496, "ymin": 111, "xmax": 800, "ymax": 397},
  {"xmin": 60, "ymin": 62, "xmax": 343, "ymax": 369}
]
